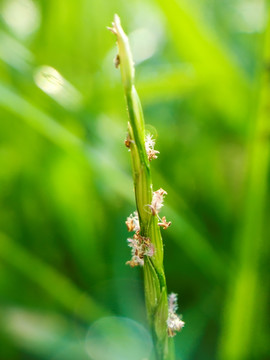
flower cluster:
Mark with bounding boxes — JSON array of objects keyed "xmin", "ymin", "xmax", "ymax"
[
  {"xmin": 126, "ymin": 232, "xmax": 155, "ymax": 267},
  {"xmin": 145, "ymin": 134, "xmax": 159, "ymax": 161},
  {"xmin": 125, "ymin": 211, "xmax": 154, "ymax": 267},
  {"xmin": 125, "ymin": 211, "xmax": 140, "ymax": 232},
  {"xmin": 167, "ymin": 293, "xmax": 185, "ymax": 337},
  {"xmin": 150, "ymin": 188, "xmax": 167, "ymax": 215}
]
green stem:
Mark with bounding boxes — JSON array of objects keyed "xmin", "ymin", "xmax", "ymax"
[{"xmin": 109, "ymin": 15, "xmax": 169, "ymax": 359}]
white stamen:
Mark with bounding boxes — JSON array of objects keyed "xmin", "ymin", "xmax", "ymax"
[
  {"xmin": 145, "ymin": 134, "xmax": 159, "ymax": 161},
  {"xmin": 126, "ymin": 233, "xmax": 155, "ymax": 267},
  {"xmin": 167, "ymin": 292, "xmax": 185, "ymax": 337},
  {"xmin": 150, "ymin": 188, "xmax": 167, "ymax": 215},
  {"xmin": 126, "ymin": 211, "xmax": 140, "ymax": 232}
]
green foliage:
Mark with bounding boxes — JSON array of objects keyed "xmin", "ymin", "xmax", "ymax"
[{"xmin": 0, "ymin": 0, "xmax": 269, "ymax": 359}]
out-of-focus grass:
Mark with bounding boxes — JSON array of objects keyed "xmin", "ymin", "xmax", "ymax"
[{"xmin": 0, "ymin": 0, "xmax": 269, "ymax": 359}]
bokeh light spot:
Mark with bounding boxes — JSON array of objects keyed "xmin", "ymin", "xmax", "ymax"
[
  {"xmin": 85, "ymin": 316, "xmax": 152, "ymax": 360},
  {"xmin": 232, "ymin": 0, "xmax": 266, "ymax": 33},
  {"xmin": 1, "ymin": 0, "xmax": 40, "ymax": 38},
  {"xmin": 130, "ymin": 28, "xmax": 161, "ymax": 64},
  {"xmin": 34, "ymin": 66, "xmax": 82, "ymax": 110}
]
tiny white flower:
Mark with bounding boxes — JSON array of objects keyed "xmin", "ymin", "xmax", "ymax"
[
  {"xmin": 168, "ymin": 292, "xmax": 178, "ymax": 313},
  {"xmin": 167, "ymin": 292, "xmax": 185, "ymax": 337},
  {"xmin": 145, "ymin": 243, "xmax": 155, "ymax": 257},
  {"xmin": 145, "ymin": 134, "xmax": 159, "ymax": 161},
  {"xmin": 167, "ymin": 313, "xmax": 185, "ymax": 336},
  {"xmin": 126, "ymin": 211, "xmax": 140, "ymax": 232},
  {"xmin": 150, "ymin": 188, "xmax": 167, "ymax": 215},
  {"xmin": 126, "ymin": 232, "xmax": 155, "ymax": 267}
]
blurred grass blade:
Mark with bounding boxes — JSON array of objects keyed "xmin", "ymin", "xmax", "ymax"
[
  {"xmin": 0, "ymin": 81, "xmax": 133, "ymax": 198},
  {"xmin": 166, "ymin": 206, "xmax": 229, "ymax": 280},
  {"xmin": 218, "ymin": 7, "xmax": 270, "ymax": 360},
  {"xmin": 0, "ymin": 30, "xmax": 34, "ymax": 71},
  {"xmin": 136, "ymin": 65, "xmax": 195, "ymax": 104},
  {"xmin": 0, "ymin": 82, "xmax": 83, "ymax": 152},
  {"xmin": 155, "ymin": 0, "xmax": 251, "ymax": 121},
  {"xmin": 0, "ymin": 233, "xmax": 108, "ymax": 321},
  {"xmin": 0, "ymin": 307, "xmax": 89, "ymax": 360}
]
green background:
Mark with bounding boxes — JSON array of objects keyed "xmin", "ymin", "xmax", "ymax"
[{"xmin": 0, "ymin": 0, "xmax": 269, "ymax": 359}]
